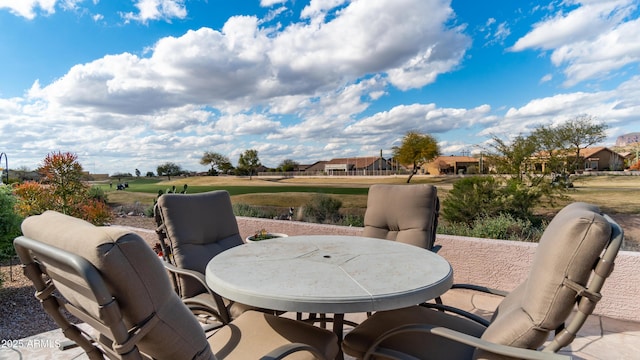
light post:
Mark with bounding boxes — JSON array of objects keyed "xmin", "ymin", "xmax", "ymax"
[{"xmin": 0, "ymin": 152, "xmax": 8, "ymax": 184}]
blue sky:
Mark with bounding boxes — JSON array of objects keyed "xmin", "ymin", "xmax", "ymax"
[{"xmin": 0, "ymin": 0, "xmax": 638, "ymax": 175}]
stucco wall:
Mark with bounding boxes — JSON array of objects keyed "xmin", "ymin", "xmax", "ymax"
[{"xmin": 234, "ymin": 217, "xmax": 640, "ymax": 323}]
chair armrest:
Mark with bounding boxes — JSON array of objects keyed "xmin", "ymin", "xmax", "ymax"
[
  {"xmin": 420, "ymin": 303, "xmax": 491, "ymax": 327},
  {"xmin": 162, "ymin": 261, "xmax": 208, "ymax": 289},
  {"xmin": 420, "ymin": 283, "xmax": 507, "ymax": 327},
  {"xmin": 161, "ymin": 261, "xmax": 231, "ymax": 323},
  {"xmin": 364, "ymin": 324, "xmax": 571, "ymax": 360},
  {"xmin": 263, "ymin": 342, "xmax": 330, "ymax": 360},
  {"xmin": 451, "ymin": 284, "xmax": 509, "ymax": 297}
]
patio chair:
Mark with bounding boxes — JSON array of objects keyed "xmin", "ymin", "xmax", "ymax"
[
  {"xmin": 342, "ymin": 202, "xmax": 623, "ymax": 359},
  {"xmin": 363, "ymin": 184, "xmax": 439, "ymax": 250},
  {"xmin": 154, "ymin": 190, "xmax": 267, "ymax": 325},
  {"xmin": 14, "ymin": 210, "xmax": 339, "ymax": 360},
  {"xmin": 297, "ymin": 184, "xmax": 441, "ymax": 326}
]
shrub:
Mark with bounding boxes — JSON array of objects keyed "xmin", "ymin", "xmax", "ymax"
[
  {"xmin": 0, "ymin": 185, "xmax": 22, "ymax": 260},
  {"xmin": 80, "ymin": 200, "xmax": 113, "ymax": 225},
  {"xmin": 441, "ymin": 176, "xmax": 504, "ymax": 225},
  {"xmin": 438, "ymin": 213, "xmax": 545, "ymax": 242},
  {"xmin": 502, "ymin": 178, "xmax": 541, "ymax": 221},
  {"xmin": 442, "ymin": 176, "xmax": 544, "ymax": 226},
  {"xmin": 12, "ymin": 181, "xmax": 53, "ymax": 217},
  {"xmin": 302, "ymin": 194, "xmax": 342, "ymax": 224},
  {"xmin": 145, "ymin": 204, "xmax": 155, "ymax": 218},
  {"xmin": 12, "ymin": 152, "xmax": 113, "ymax": 225},
  {"xmin": 232, "ymin": 203, "xmax": 276, "ymax": 219},
  {"xmin": 340, "ymin": 212, "xmax": 364, "ymax": 227},
  {"xmin": 88, "ymin": 186, "xmax": 108, "ymax": 203}
]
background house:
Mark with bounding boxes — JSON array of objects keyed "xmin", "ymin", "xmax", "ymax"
[
  {"xmin": 531, "ymin": 147, "xmax": 625, "ymax": 173},
  {"xmin": 579, "ymin": 147, "xmax": 625, "ymax": 171},
  {"xmin": 324, "ymin": 156, "xmax": 396, "ymax": 175},
  {"xmin": 425, "ymin": 156, "xmax": 481, "ymax": 175}
]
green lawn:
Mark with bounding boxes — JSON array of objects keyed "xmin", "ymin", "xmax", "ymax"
[{"xmin": 99, "ymin": 174, "xmax": 640, "ymax": 215}]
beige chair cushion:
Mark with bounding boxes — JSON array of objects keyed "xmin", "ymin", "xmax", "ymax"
[
  {"xmin": 21, "ymin": 211, "xmax": 213, "ymax": 360},
  {"xmin": 479, "ymin": 202, "xmax": 611, "ymax": 355},
  {"xmin": 156, "ymin": 191, "xmax": 243, "ymax": 298},
  {"xmin": 342, "ymin": 305, "xmax": 485, "ymax": 359},
  {"xmin": 363, "ymin": 184, "xmax": 439, "ymax": 249},
  {"xmin": 209, "ymin": 310, "xmax": 339, "ymax": 360},
  {"xmin": 343, "ymin": 202, "xmax": 612, "ymax": 360}
]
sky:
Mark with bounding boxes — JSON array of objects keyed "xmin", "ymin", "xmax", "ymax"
[{"xmin": 0, "ymin": 0, "xmax": 639, "ymax": 175}]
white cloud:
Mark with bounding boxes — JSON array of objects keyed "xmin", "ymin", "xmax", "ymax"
[
  {"xmin": 121, "ymin": 0, "xmax": 187, "ymax": 24},
  {"xmin": 260, "ymin": 0, "xmax": 287, "ymax": 7},
  {"xmin": 216, "ymin": 113, "xmax": 281, "ymax": 135},
  {"xmin": 0, "ymin": 0, "xmax": 56, "ymax": 19},
  {"xmin": 10, "ymin": 0, "xmax": 638, "ymax": 173},
  {"xmin": 345, "ymin": 103, "xmax": 491, "ymax": 136},
  {"xmin": 480, "ymin": 76, "xmax": 640, "ymax": 139},
  {"xmin": 511, "ymin": 0, "xmax": 640, "ymax": 86},
  {"xmin": 481, "ymin": 17, "xmax": 511, "ymax": 46},
  {"xmin": 300, "ymin": 0, "xmax": 349, "ymax": 23},
  {"xmin": 273, "ymin": 0, "xmax": 470, "ymax": 90},
  {"xmin": 28, "ymin": 0, "xmax": 470, "ymax": 118},
  {"xmin": 540, "ymin": 73, "xmax": 553, "ymax": 83},
  {"xmin": 492, "ymin": 22, "xmax": 511, "ymax": 44}
]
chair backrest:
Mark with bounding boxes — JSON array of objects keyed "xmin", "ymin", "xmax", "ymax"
[
  {"xmin": 363, "ymin": 184, "xmax": 439, "ymax": 250},
  {"xmin": 14, "ymin": 210, "xmax": 214, "ymax": 360},
  {"xmin": 477, "ymin": 202, "xmax": 623, "ymax": 358},
  {"xmin": 154, "ymin": 190, "xmax": 243, "ymax": 298}
]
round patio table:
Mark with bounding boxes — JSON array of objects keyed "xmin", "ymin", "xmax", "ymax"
[{"xmin": 205, "ymin": 235, "xmax": 453, "ymax": 359}]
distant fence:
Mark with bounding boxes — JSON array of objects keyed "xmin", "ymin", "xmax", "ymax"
[
  {"xmin": 577, "ymin": 170, "xmax": 640, "ymax": 176},
  {"xmin": 257, "ymin": 170, "xmax": 411, "ymax": 177},
  {"xmin": 256, "ymin": 170, "xmax": 640, "ymax": 178}
]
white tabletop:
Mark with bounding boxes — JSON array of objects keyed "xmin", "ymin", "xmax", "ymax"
[
  {"xmin": 206, "ymin": 235, "xmax": 453, "ymax": 314},
  {"xmin": 205, "ymin": 235, "xmax": 453, "ymax": 314}
]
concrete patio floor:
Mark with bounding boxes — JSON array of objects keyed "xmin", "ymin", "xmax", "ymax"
[{"xmin": 2, "ymin": 290, "xmax": 639, "ymax": 360}]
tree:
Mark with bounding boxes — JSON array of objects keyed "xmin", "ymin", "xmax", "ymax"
[
  {"xmin": 39, "ymin": 151, "xmax": 86, "ymax": 215},
  {"xmin": 278, "ymin": 159, "xmax": 299, "ymax": 172},
  {"xmin": 487, "ymin": 134, "xmax": 538, "ymax": 181},
  {"xmin": 157, "ymin": 162, "xmax": 182, "ymax": 180},
  {"xmin": 200, "ymin": 151, "xmax": 233, "ymax": 175},
  {"xmin": 530, "ymin": 125, "xmax": 566, "ymax": 174},
  {"xmin": 556, "ymin": 115, "xmax": 608, "ymax": 173},
  {"xmin": 13, "ymin": 151, "xmax": 112, "ymax": 225},
  {"xmin": 392, "ymin": 131, "xmax": 439, "ymax": 183},
  {"xmin": 237, "ymin": 149, "xmax": 261, "ymax": 180}
]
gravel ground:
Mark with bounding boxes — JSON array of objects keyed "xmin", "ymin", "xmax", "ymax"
[{"xmin": 1, "ymin": 212, "xmax": 638, "ymax": 340}]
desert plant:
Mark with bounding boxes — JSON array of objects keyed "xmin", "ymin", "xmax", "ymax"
[
  {"xmin": 302, "ymin": 194, "xmax": 342, "ymax": 224},
  {"xmin": 0, "ymin": 185, "xmax": 22, "ymax": 260},
  {"xmin": 442, "ymin": 176, "xmax": 546, "ymax": 226},
  {"xmin": 233, "ymin": 203, "xmax": 266, "ymax": 217},
  {"xmin": 502, "ymin": 178, "xmax": 542, "ymax": 220},
  {"xmin": 12, "ymin": 181, "xmax": 53, "ymax": 216},
  {"xmin": 441, "ymin": 176, "xmax": 504, "ymax": 225},
  {"xmin": 438, "ymin": 213, "xmax": 545, "ymax": 242},
  {"xmin": 88, "ymin": 186, "xmax": 108, "ymax": 203},
  {"xmin": 340, "ymin": 212, "xmax": 364, "ymax": 227},
  {"xmin": 12, "ymin": 152, "xmax": 112, "ymax": 225},
  {"xmin": 232, "ymin": 203, "xmax": 279, "ymax": 218}
]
